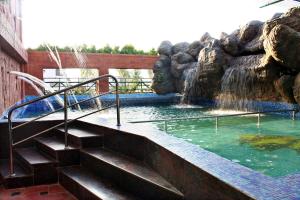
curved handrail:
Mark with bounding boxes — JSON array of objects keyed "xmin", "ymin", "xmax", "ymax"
[
  {"xmin": 7, "ymin": 74, "xmax": 121, "ymax": 176},
  {"xmin": 7, "ymin": 74, "xmax": 119, "ymax": 118}
]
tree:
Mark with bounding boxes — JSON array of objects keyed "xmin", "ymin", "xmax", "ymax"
[{"xmin": 30, "ymin": 44, "xmax": 158, "ymax": 56}]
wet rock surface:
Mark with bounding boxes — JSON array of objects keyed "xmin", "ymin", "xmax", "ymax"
[{"xmin": 152, "ymin": 7, "xmax": 300, "ymax": 107}]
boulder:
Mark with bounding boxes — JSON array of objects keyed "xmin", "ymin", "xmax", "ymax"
[
  {"xmin": 171, "ymin": 61, "xmax": 197, "ymax": 78},
  {"xmin": 153, "ymin": 55, "xmax": 171, "ymax": 73},
  {"xmin": 171, "ymin": 42, "xmax": 189, "ymax": 54},
  {"xmin": 229, "ymin": 54, "xmax": 264, "ymax": 69},
  {"xmin": 187, "ymin": 41, "xmax": 203, "ymax": 59},
  {"xmin": 274, "ymin": 75, "xmax": 296, "ymax": 103},
  {"xmin": 254, "ymin": 55, "xmax": 281, "ymax": 80},
  {"xmin": 152, "ymin": 56, "xmax": 176, "ymax": 94},
  {"xmin": 242, "ymin": 35, "xmax": 264, "ymax": 54},
  {"xmin": 187, "ymin": 45, "xmax": 230, "ymax": 99},
  {"xmin": 264, "ymin": 24, "xmax": 300, "ymax": 71},
  {"xmin": 220, "ymin": 32, "xmax": 240, "ymax": 56},
  {"xmin": 200, "ymin": 32, "xmax": 214, "ymax": 44},
  {"xmin": 158, "ymin": 41, "xmax": 173, "ymax": 56},
  {"xmin": 262, "ymin": 7, "xmax": 300, "ymax": 38},
  {"xmin": 271, "ymin": 13, "xmax": 283, "ymax": 20},
  {"xmin": 239, "ymin": 20, "xmax": 263, "ymax": 44},
  {"xmin": 171, "ymin": 52, "xmax": 195, "ymax": 64}
]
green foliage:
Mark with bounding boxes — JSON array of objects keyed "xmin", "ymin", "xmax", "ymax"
[
  {"xmin": 29, "ymin": 44, "xmax": 158, "ymax": 56},
  {"xmin": 113, "ymin": 69, "xmax": 143, "ymax": 93}
]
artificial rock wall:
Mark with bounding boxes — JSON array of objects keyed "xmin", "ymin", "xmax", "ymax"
[{"xmin": 152, "ymin": 7, "xmax": 300, "ymax": 106}]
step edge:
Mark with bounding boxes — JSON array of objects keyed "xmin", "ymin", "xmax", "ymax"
[
  {"xmin": 59, "ymin": 166, "xmax": 132, "ymax": 199},
  {"xmin": 56, "ymin": 128, "xmax": 104, "ymax": 138},
  {"xmin": 81, "ymin": 149, "xmax": 184, "ymax": 197},
  {"xmin": 14, "ymin": 147, "xmax": 57, "ymax": 166},
  {"xmin": 35, "ymin": 137, "xmax": 77, "ymax": 152}
]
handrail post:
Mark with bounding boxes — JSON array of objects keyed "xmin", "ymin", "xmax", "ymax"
[
  {"xmin": 64, "ymin": 91, "xmax": 68, "ymax": 148},
  {"xmin": 292, "ymin": 110, "xmax": 296, "ymax": 121},
  {"xmin": 8, "ymin": 118, "xmax": 15, "ymax": 177},
  {"xmin": 115, "ymin": 77, "xmax": 121, "ymax": 126},
  {"xmin": 215, "ymin": 116, "xmax": 218, "ymax": 129},
  {"xmin": 257, "ymin": 113, "xmax": 261, "ymax": 127}
]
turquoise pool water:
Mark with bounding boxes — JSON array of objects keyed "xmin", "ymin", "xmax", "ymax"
[
  {"xmin": 13, "ymin": 103, "xmax": 300, "ymax": 177},
  {"xmin": 107, "ymin": 104, "xmax": 300, "ymax": 177}
]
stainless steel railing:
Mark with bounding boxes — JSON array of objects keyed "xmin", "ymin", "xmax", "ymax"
[
  {"xmin": 7, "ymin": 74, "xmax": 121, "ymax": 176},
  {"xmin": 130, "ymin": 109, "xmax": 298, "ymax": 131}
]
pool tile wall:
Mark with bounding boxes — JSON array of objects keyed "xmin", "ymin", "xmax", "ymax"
[
  {"xmin": 2, "ymin": 93, "xmax": 181, "ymax": 119},
  {"xmin": 78, "ymin": 117, "xmax": 300, "ymax": 200}
]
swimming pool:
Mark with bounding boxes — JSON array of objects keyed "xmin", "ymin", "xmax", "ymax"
[
  {"xmin": 8, "ymin": 102, "xmax": 300, "ymax": 178},
  {"xmin": 95, "ymin": 104, "xmax": 300, "ymax": 177}
]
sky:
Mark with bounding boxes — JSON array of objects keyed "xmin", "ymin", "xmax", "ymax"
[{"xmin": 22, "ymin": 0, "xmax": 300, "ymax": 51}]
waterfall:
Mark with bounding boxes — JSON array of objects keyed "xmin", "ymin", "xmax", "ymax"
[
  {"xmin": 10, "ymin": 71, "xmax": 64, "ymax": 107},
  {"xmin": 181, "ymin": 67, "xmax": 197, "ymax": 103},
  {"xmin": 17, "ymin": 77, "xmax": 55, "ymax": 111},
  {"xmin": 217, "ymin": 66, "xmax": 258, "ymax": 111}
]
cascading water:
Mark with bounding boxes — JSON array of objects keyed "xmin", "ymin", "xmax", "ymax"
[
  {"xmin": 181, "ymin": 67, "xmax": 196, "ymax": 103},
  {"xmin": 17, "ymin": 77, "xmax": 55, "ymax": 111},
  {"xmin": 72, "ymin": 46, "xmax": 102, "ymax": 109},
  {"xmin": 46, "ymin": 45, "xmax": 82, "ymax": 111},
  {"xmin": 10, "ymin": 71, "xmax": 64, "ymax": 107},
  {"xmin": 217, "ymin": 66, "xmax": 258, "ymax": 111}
]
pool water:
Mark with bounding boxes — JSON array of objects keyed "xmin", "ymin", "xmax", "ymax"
[
  {"xmin": 15, "ymin": 103, "xmax": 300, "ymax": 177},
  {"xmin": 161, "ymin": 115, "xmax": 300, "ymax": 177},
  {"xmin": 104, "ymin": 104, "xmax": 300, "ymax": 177}
]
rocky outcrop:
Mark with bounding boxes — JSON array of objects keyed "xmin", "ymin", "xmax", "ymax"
[
  {"xmin": 158, "ymin": 41, "xmax": 173, "ymax": 56},
  {"xmin": 264, "ymin": 24, "xmax": 300, "ymax": 71},
  {"xmin": 262, "ymin": 7, "xmax": 300, "ymax": 37},
  {"xmin": 293, "ymin": 73, "xmax": 300, "ymax": 104},
  {"xmin": 152, "ymin": 7, "xmax": 300, "ymax": 107},
  {"xmin": 274, "ymin": 75, "xmax": 296, "ymax": 103},
  {"xmin": 152, "ymin": 55, "xmax": 175, "ymax": 94},
  {"xmin": 186, "ymin": 41, "xmax": 230, "ymax": 99},
  {"xmin": 187, "ymin": 41, "xmax": 203, "ymax": 59}
]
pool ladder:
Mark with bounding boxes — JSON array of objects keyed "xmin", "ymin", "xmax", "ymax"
[{"xmin": 7, "ymin": 74, "xmax": 121, "ymax": 177}]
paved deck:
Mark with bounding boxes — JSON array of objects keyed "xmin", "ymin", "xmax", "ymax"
[{"xmin": 0, "ymin": 184, "xmax": 77, "ymax": 200}]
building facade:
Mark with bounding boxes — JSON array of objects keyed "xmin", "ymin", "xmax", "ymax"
[{"xmin": 0, "ymin": 0, "xmax": 28, "ymax": 114}]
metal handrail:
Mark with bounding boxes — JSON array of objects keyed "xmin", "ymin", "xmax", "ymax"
[
  {"xmin": 7, "ymin": 74, "xmax": 121, "ymax": 176},
  {"xmin": 129, "ymin": 109, "xmax": 298, "ymax": 123},
  {"xmin": 130, "ymin": 109, "xmax": 298, "ymax": 131}
]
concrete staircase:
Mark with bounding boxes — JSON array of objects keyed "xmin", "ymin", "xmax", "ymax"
[{"xmin": 0, "ymin": 122, "xmax": 184, "ymax": 200}]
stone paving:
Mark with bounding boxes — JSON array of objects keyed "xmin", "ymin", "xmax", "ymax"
[{"xmin": 0, "ymin": 184, "xmax": 76, "ymax": 200}]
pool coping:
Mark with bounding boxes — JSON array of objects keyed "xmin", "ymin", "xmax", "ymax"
[{"xmin": 78, "ymin": 116, "xmax": 300, "ymax": 200}]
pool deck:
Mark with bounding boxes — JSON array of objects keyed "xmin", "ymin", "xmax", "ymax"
[
  {"xmin": 0, "ymin": 184, "xmax": 76, "ymax": 200},
  {"xmin": 80, "ymin": 116, "xmax": 300, "ymax": 200}
]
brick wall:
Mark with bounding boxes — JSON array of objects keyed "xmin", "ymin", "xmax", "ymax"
[
  {"xmin": 0, "ymin": 48, "xmax": 23, "ymax": 114},
  {"xmin": 0, "ymin": 1, "xmax": 26, "ymax": 115},
  {"xmin": 26, "ymin": 51, "xmax": 158, "ymax": 94}
]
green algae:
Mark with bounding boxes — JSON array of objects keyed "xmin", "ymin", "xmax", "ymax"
[
  {"xmin": 240, "ymin": 134, "xmax": 298, "ymax": 150},
  {"xmin": 289, "ymin": 140, "xmax": 300, "ymax": 151}
]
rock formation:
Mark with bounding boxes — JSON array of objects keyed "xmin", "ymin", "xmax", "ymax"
[{"xmin": 152, "ymin": 7, "xmax": 300, "ymax": 108}]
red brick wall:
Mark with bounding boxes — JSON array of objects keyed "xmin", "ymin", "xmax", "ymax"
[
  {"xmin": 0, "ymin": 1, "xmax": 26, "ymax": 115},
  {"xmin": 26, "ymin": 51, "xmax": 158, "ymax": 94},
  {"xmin": 0, "ymin": 48, "xmax": 23, "ymax": 114}
]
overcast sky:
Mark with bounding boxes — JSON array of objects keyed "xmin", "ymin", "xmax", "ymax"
[{"xmin": 22, "ymin": 0, "xmax": 300, "ymax": 50}]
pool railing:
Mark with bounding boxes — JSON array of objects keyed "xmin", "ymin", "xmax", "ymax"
[
  {"xmin": 7, "ymin": 74, "xmax": 121, "ymax": 177},
  {"xmin": 129, "ymin": 109, "xmax": 299, "ymax": 131}
]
